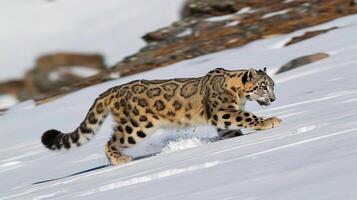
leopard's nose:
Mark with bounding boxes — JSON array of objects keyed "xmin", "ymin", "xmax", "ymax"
[{"xmin": 270, "ymin": 94, "xmax": 276, "ymax": 102}]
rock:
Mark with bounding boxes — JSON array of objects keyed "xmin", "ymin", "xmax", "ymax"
[
  {"xmin": 181, "ymin": 0, "xmax": 244, "ymax": 18},
  {"xmin": 114, "ymin": 0, "xmax": 357, "ymax": 77},
  {"xmin": 28, "ymin": 52, "xmax": 106, "ymax": 96},
  {"xmin": 142, "ymin": 18, "xmax": 198, "ymax": 43},
  {"xmin": 0, "ymin": 80, "xmax": 28, "ymax": 100},
  {"xmin": 36, "ymin": 53, "xmax": 105, "ymax": 70},
  {"xmin": 284, "ymin": 27, "xmax": 338, "ymax": 46},
  {"xmin": 0, "ymin": 52, "xmax": 107, "ymax": 109},
  {"xmin": 276, "ymin": 53, "xmax": 330, "ymax": 74}
]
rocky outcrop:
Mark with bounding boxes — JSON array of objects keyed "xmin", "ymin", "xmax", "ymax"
[
  {"xmin": 28, "ymin": 53, "xmax": 105, "ymax": 96},
  {"xmin": 0, "ymin": 53, "xmax": 106, "ymax": 104},
  {"xmin": 36, "ymin": 53, "xmax": 105, "ymax": 71},
  {"xmin": 284, "ymin": 27, "xmax": 338, "ymax": 46},
  {"xmin": 114, "ymin": 0, "xmax": 357, "ymax": 77},
  {"xmin": 276, "ymin": 52, "xmax": 330, "ymax": 74},
  {"xmin": 0, "ymin": 80, "xmax": 28, "ymax": 100},
  {"xmin": 181, "ymin": 0, "xmax": 239, "ymax": 18}
]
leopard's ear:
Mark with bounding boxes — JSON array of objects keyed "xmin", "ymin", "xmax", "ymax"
[
  {"xmin": 247, "ymin": 68, "xmax": 258, "ymax": 79},
  {"xmin": 259, "ymin": 67, "xmax": 267, "ymax": 73},
  {"xmin": 242, "ymin": 68, "xmax": 257, "ymax": 84}
]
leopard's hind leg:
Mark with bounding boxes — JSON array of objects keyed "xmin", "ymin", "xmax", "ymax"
[{"xmin": 105, "ymin": 134, "xmax": 132, "ymax": 166}]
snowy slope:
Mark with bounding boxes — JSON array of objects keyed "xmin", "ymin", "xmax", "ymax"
[
  {"xmin": 0, "ymin": 0, "xmax": 184, "ymax": 81},
  {"xmin": 1, "ymin": 15, "xmax": 357, "ymax": 200}
]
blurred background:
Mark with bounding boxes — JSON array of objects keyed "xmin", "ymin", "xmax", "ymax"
[{"xmin": 1, "ymin": 0, "xmax": 356, "ymax": 110}]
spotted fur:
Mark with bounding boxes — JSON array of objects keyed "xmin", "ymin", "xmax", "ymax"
[{"xmin": 41, "ymin": 68, "xmax": 281, "ymax": 166}]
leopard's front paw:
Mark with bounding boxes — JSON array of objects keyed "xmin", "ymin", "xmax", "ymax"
[{"xmin": 260, "ymin": 117, "xmax": 282, "ymax": 130}]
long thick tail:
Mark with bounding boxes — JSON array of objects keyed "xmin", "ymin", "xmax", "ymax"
[{"xmin": 41, "ymin": 96, "xmax": 110, "ymax": 151}]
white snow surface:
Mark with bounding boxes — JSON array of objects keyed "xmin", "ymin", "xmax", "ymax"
[
  {"xmin": 1, "ymin": 14, "xmax": 357, "ymax": 200},
  {"xmin": 48, "ymin": 66, "xmax": 99, "ymax": 82},
  {"xmin": 262, "ymin": 9, "xmax": 291, "ymax": 19},
  {"xmin": 0, "ymin": 0, "xmax": 185, "ymax": 81},
  {"xmin": 0, "ymin": 94, "xmax": 18, "ymax": 110},
  {"xmin": 205, "ymin": 7, "xmax": 254, "ymax": 22}
]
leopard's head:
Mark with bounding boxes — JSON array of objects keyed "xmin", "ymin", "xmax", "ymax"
[{"xmin": 241, "ymin": 68, "xmax": 276, "ymax": 106}]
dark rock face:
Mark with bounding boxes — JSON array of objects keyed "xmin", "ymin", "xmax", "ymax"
[
  {"xmin": 181, "ymin": 0, "xmax": 239, "ymax": 18},
  {"xmin": 276, "ymin": 53, "xmax": 330, "ymax": 74}
]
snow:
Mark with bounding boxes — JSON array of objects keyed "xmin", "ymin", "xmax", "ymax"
[
  {"xmin": 68, "ymin": 67, "xmax": 100, "ymax": 78},
  {"xmin": 176, "ymin": 28, "xmax": 193, "ymax": 37},
  {"xmin": 49, "ymin": 66, "xmax": 99, "ymax": 81},
  {"xmin": 161, "ymin": 138, "xmax": 211, "ymax": 154},
  {"xmin": 89, "ymin": 161, "xmax": 220, "ymax": 194},
  {"xmin": 236, "ymin": 7, "xmax": 255, "ymax": 15},
  {"xmin": 0, "ymin": 94, "xmax": 18, "ymax": 110},
  {"xmin": 1, "ymin": 8, "xmax": 357, "ymax": 200},
  {"xmin": 205, "ymin": 14, "xmax": 237, "ymax": 22},
  {"xmin": 283, "ymin": 0, "xmax": 295, "ymax": 3},
  {"xmin": 262, "ymin": 9, "xmax": 291, "ymax": 19},
  {"xmin": 0, "ymin": 0, "xmax": 185, "ymax": 81},
  {"xmin": 225, "ymin": 20, "xmax": 240, "ymax": 27},
  {"xmin": 205, "ymin": 7, "xmax": 254, "ymax": 22}
]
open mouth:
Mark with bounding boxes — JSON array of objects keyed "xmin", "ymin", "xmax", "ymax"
[{"xmin": 257, "ymin": 100, "xmax": 271, "ymax": 106}]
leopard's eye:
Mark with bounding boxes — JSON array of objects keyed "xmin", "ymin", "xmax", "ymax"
[{"xmin": 262, "ymin": 86, "xmax": 268, "ymax": 91}]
